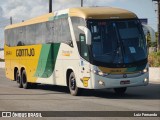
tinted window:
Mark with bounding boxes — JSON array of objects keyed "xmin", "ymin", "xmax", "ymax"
[
  {"xmin": 53, "ymin": 18, "xmax": 72, "ymax": 45},
  {"xmin": 71, "ymin": 17, "xmax": 86, "ymax": 42},
  {"xmin": 5, "ymin": 17, "xmax": 72, "ymax": 46}
]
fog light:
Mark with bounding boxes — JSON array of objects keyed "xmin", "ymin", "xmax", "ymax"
[
  {"xmin": 99, "ymin": 80, "xmax": 105, "ymax": 86},
  {"xmin": 144, "ymin": 78, "xmax": 148, "ymax": 83}
]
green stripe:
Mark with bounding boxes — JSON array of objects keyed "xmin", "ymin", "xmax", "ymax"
[{"xmin": 34, "ymin": 43, "xmax": 60, "ymax": 78}]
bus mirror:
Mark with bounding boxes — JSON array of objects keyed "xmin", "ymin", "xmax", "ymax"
[{"xmin": 78, "ymin": 26, "xmax": 91, "ymax": 45}]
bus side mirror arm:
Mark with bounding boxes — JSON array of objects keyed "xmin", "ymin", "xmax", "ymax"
[{"xmin": 78, "ymin": 26, "xmax": 91, "ymax": 45}]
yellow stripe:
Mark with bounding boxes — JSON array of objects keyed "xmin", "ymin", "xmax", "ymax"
[
  {"xmin": 98, "ymin": 67, "xmax": 127, "ymax": 74},
  {"xmin": 4, "ymin": 45, "xmax": 42, "ymax": 82}
]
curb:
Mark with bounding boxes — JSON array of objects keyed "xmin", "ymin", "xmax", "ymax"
[{"xmin": 149, "ymin": 67, "xmax": 160, "ymax": 83}]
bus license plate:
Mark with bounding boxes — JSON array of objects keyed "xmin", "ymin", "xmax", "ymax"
[{"xmin": 120, "ymin": 80, "xmax": 130, "ymax": 85}]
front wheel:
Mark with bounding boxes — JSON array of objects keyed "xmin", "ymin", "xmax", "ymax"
[
  {"xmin": 114, "ymin": 87, "xmax": 127, "ymax": 95},
  {"xmin": 69, "ymin": 72, "xmax": 81, "ymax": 96}
]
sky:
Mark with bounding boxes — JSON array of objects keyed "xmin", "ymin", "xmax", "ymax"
[{"xmin": 0, "ymin": 0, "xmax": 158, "ymax": 48}]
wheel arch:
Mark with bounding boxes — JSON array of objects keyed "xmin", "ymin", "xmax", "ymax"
[
  {"xmin": 66, "ymin": 69, "xmax": 73, "ymax": 87},
  {"xmin": 20, "ymin": 67, "xmax": 25, "ymax": 76}
]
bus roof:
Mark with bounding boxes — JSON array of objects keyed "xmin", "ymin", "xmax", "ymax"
[
  {"xmin": 69, "ymin": 7, "xmax": 137, "ymax": 19},
  {"xmin": 5, "ymin": 7, "xmax": 137, "ymax": 30},
  {"xmin": 5, "ymin": 13, "xmax": 54, "ymax": 30}
]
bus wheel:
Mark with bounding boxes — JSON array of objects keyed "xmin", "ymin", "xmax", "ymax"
[
  {"xmin": 21, "ymin": 70, "xmax": 30, "ymax": 89},
  {"xmin": 69, "ymin": 72, "xmax": 80, "ymax": 96},
  {"xmin": 16, "ymin": 70, "xmax": 23, "ymax": 88},
  {"xmin": 114, "ymin": 87, "xmax": 127, "ymax": 95}
]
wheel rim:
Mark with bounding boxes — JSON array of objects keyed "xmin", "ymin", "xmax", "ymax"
[{"xmin": 70, "ymin": 77, "xmax": 76, "ymax": 90}]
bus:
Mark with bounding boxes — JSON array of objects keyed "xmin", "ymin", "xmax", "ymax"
[{"xmin": 4, "ymin": 7, "xmax": 149, "ymax": 96}]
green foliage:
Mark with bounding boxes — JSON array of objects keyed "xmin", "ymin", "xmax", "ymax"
[
  {"xmin": 150, "ymin": 42, "xmax": 157, "ymax": 47},
  {"xmin": 146, "ymin": 32, "xmax": 151, "ymax": 47},
  {"xmin": 148, "ymin": 51, "xmax": 160, "ymax": 67},
  {"xmin": 146, "ymin": 32, "xmax": 158, "ymax": 47}
]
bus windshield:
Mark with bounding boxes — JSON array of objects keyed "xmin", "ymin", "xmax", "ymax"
[{"xmin": 87, "ymin": 19, "xmax": 147, "ymax": 65}]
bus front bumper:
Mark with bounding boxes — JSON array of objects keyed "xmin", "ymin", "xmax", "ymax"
[{"xmin": 91, "ymin": 72, "xmax": 149, "ymax": 89}]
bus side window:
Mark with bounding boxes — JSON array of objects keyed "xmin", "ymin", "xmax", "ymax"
[
  {"xmin": 53, "ymin": 18, "xmax": 73, "ymax": 47},
  {"xmin": 79, "ymin": 34, "xmax": 89, "ymax": 61}
]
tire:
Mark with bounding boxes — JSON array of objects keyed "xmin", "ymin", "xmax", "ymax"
[
  {"xmin": 21, "ymin": 70, "xmax": 31, "ymax": 89},
  {"xmin": 15, "ymin": 70, "xmax": 23, "ymax": 88},
  {"xmin": 114, "ymin": 87, "xmax": 127, "ymax": 95},
  {"xmin": 69, "ymin": 72, "xmax": 81, "ymax": 96}
]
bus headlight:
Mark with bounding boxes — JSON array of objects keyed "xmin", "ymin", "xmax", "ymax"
[
  {"xmin": 93, "ymin": 70, "xmax": 99, "ymax": 74},
  {"xmin": 92, "ymin": 70, "xmax": 108, "ymax": 77},
  {"xmin": 143, "ymin": 78, "xmax": 149, "ymax": 84},
  {"xmin": 98, "ymin": 72, "xmax": 104, "ymax": 76},
  {"xmin": 143, "ymin": 68, "xmax": 148, "ymax": 73}
]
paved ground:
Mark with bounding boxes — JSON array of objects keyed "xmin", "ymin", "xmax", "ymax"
[
  {"xmin": 0, "ymin": 68, "xmax": 159, "ymax": 120},
  {"xmin": 0, "ymin": 62, "xmax": 5, "ymax": 68}
]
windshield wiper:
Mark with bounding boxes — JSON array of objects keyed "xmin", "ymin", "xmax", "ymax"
[
  {"xmin": 112, "ymin": 44, "xmax": 121, "ymax": 63},
  {"xmin": 112, "ymin": 22, "xmax": 124, "ymax": 64},
  {"xmin": 103, "ymin": 52, "xmax": 112, "ymax": 55}
]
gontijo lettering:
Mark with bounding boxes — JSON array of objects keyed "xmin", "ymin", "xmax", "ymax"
[{"xmin": 16, "ymin": 48, "xmax": 35, "ymax": 57}]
